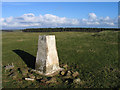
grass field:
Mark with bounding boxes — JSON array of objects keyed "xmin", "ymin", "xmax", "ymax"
[{"xmin": 2, "ymin": 31, "xmax": 120, "ymax": 88}]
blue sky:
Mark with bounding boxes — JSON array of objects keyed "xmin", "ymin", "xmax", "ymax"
[
  {"xmin": 1, "ymin": 2, "xmax": 118, "ymax": 29},
  {"xmin": 2, "ymin": 2, "xmax": 118, "ymax": 18},
  {"xmin": 1, "ymin": 0, "xmax": 120, "ymax": 2}
]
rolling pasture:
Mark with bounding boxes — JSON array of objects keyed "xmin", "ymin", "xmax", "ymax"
[{"xmin": 2, "ymin": 30, "xmax": 120, "ymax": 88}]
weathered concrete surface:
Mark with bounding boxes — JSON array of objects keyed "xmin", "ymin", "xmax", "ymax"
[{"xmin": 35, "ymin": 35, "xmax": 62, "ymax": 76}]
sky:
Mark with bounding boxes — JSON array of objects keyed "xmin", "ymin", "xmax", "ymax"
[
  {"xmin": 1, "ymin": 2, "xmax": 118, "ymax": 29},
  {"xmin": 1, "ymin": 0, "xmax": 120, "ymax": 2}
]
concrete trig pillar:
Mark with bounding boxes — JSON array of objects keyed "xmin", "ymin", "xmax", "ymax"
[{"xmin": 35, "ymin": 35, "xmax": 62, "ymax": 76}]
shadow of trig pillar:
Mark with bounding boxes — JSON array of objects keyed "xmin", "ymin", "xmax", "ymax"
[{"xmin": 35, "ymin": 35, "xmax": 62, "ymax": 76}]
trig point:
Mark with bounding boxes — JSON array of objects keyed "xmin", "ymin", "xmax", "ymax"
[{"xmin": 35, "ymin": 35, "xmax": 62, "ymax": 76}]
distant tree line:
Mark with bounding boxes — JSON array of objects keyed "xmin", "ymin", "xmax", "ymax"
[
  {"xmin": 2, "ymin": 30, "xmax": 13, "ymax": 32},
  {"xmin": 22, "ymin": 28, "xmax": 119, "ymax": 32}
]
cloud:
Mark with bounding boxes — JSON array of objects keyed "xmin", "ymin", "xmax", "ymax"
[
  {"xmin": 80, "ymin": 13, "xmax": 117, "ymax": 27},
  {"xmin": 1, "ymin": 13, "xmax": 118, "ymax": 29},
  {"xmin": 88, "ymin": 13, "xmax": 97, "ymax": 20}
]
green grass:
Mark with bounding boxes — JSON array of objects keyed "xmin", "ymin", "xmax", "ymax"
[{"xmin": 2, "ymin": 31, "xmax": 120, "ymax": 88}]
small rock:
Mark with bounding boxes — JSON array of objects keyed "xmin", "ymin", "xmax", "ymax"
[
  {"xmin": 8, "ymin": 69, "xmax": 16, "ymax": 74},
  {"xmin": 29, "ymin": 74, "xmax": 35, "ymax": 79},
  {"xmin": 31, "ymin": 69, "xmax": 42, "ymax": 75},
  {"xmin": 64, "ymin": 78, "xmax": 73, "ymax": 84},
  {"xmin": 63, "ymin": 64, "xmax": 68, "ymax": 69},
  {"xmin": 66, "ymin": 70, "xmax": 72, "ymax": 76},
  {"xmin": 8, "ymin": 72, "xmax": 15, "ymax": 77},
  {"xmin": 72, "ymin": 71, "xmax": 79, "ymax": 77},
  {"xmin": 60, "ymin": 71, "xmax": 66, "ymax": 76},
  {"xmin": 36, "ymin": 76, "xmax": 43, "ymax": 80},
  {"xmin": 4, "ymin": 63, "xmax": 14, "ymax": 71},
  {"xmin": 63, "ymin": 75, "xmax": 72, "ymax": 79},
  {"xmin": 36, "ymin": 77, "xmax": 43, "ymax": 82},
  {"xmin": 7, "ymin": 69, "xmax": 19, "ymax": 79},
  {"xmin": 65, "ymin": 80, "xmax": 69, "ymax": 84},
  {"xmin": 25, "ymin": 78, "xmax": 35, "ymax": 81},
  {"xmin": 12, "ymin": 74, "xmax": 17, "ymax": 80},
  {"xmin": 46, "ymin": 77, "xmax": 57, "ymax": 84},
  {"xmin": 73, "ymin": 78, "xmax": 81, "ymax": 84},
  {"xmin": 41, "ymin": 78, "xmax": 48, "ymax": 83}
]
